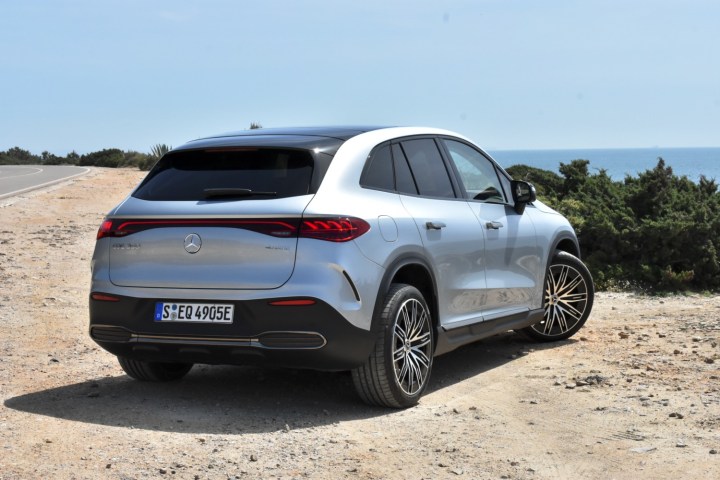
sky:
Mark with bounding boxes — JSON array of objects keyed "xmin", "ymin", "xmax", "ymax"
[{"xmin": 1, "ymin": 0, "xmax": 718, "ymax": 155}]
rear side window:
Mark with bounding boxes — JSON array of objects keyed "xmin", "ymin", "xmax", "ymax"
[
  {"xmin": 392, "ymin": 144, "xmax": 418, "ymax": 195},
  {"xmin": 360, "ymin": 144, "xmax": 394, "ymax": 191},
  {"xmin": 133, "ymin": 149, "xmax": 314, "ymax": 201},
  {"xmin": 399, "ymin": 139, "xmax": 455, "ymax": 198}
]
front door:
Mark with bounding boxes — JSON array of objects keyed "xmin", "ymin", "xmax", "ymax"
[{"xmin": 439, "ymin": 138, "xmax": 542, "ymax": 320}]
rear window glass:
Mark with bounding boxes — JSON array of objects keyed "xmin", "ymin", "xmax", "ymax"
[{"xmin": 133, "ymin": 148, "xmax": 314, "ymax": 201}]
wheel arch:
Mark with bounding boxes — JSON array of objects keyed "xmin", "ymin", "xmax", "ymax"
[
  {"xmin": 552, "ymin": 233, "xmax": 580, "ymax": 258},
  {"xmin": 541, "ymin": 232, "xmax": 582, "ymax": 301},
  {"xmin": 373, "ymin": 254, "xmax": 438, "ymax": 336}
]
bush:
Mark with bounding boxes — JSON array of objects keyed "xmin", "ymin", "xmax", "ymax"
[
  {"xmin": 0, "ymin": 145, "xmax": 163, "ymax": 171},
  {"xmin": 79, "ymin": 148, "xmax": 125, "ymax": 168},
  {"xmin": 511, "ymin": 158, "xmax": 720, "ymax": 292},
  {"xmin": 0, "ymin": 147, "xmax": 39, "ymax": 165}
]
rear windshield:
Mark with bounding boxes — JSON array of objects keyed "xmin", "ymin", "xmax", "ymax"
[{"xmin": 133, "ymin": 148, "xmax": 314, "ymax": 201}]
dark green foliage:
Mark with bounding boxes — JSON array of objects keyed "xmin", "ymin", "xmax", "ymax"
[
  {"xmin": 0, "ymin": 147, "xmax": 40, "ymax": 165},
  {"xmin": 0, "ymin": 146, "xmax": 162, "ymax": 171},
  {"xmin": 511, "ymin": 158, "xmax": 720, "ymax": 292},
  {"xmin": 506, "ymin": 164, "xmax": 563, "ymax": 201},
  {"xmin": 79, "ymin": 148, "xmax": 125, "ymax": 168},
  {"xmin": 150, "ymin": 144, "xmax": 171, "ymax": 159},
  {"xmin": 143, "ymin": 144, "xmax": 172, "ymax": 171}
]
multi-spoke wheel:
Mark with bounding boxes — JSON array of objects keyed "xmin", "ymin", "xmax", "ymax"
[
  {"xmin": 523, "ymin": 251, "xmax": 594, "ymax": 341},
  {"xmin": 352, "ymin": 284, "xmax": 434, "ymax": 408}
]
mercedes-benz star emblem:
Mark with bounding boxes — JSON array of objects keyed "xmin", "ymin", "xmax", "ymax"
[{"xmin": 184, "ymin": 233, "xmax": 202, "ymax": 254}]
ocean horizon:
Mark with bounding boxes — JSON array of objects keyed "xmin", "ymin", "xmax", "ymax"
[{"xmin": 488, "ymin": 147, "xmax": 720, "ymax": 183}]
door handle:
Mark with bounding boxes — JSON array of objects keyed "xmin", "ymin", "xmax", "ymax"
[
  {"xmin": 485, "ymin": 221, "xmax": 504, "ymax": 230},
  {"xmin": 425, "ymin": 221, "xmax": 446, "ymax": 230}
]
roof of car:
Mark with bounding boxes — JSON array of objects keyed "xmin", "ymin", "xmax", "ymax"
[
  {"xmin": 171, "ymin": 126, "xmax": 391, "ymax": 154},
  {"xmin": 195, "ymin": 126, "xmax": 390, "ymax": 142}
]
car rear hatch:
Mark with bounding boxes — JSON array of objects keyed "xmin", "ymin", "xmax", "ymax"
[{"xmin": 103, "ymin": 146, "xmax": 322, "ymax": 290}]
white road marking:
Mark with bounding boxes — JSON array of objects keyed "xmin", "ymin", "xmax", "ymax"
[{"xmin": 0, "ymin": 167, "xmax": 43, "ymax": 179}]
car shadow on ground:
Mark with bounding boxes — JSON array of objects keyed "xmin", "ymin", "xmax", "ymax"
[{"xmin": 4, "ymin": 332, "xmax": 574, "ymax": 435}]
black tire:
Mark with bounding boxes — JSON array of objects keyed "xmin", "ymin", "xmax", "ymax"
[
  {"xmin": 117, "ymin": 356, "xmax": 193, "ymax": 382},
  {"xmin": 523, "ymin": 250, "xmax": 594, "ymax": 341},
  {"xmin": 352, "ymin": 284, "xmax": 434, "ymax": 408}
]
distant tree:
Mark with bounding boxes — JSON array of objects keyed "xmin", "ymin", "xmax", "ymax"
[
  {"xmin": 79, "ymin": 148, "xmax": 124, "ymax": 168},
  {"xmin": 249, "ymin": 122, "xmax": 262, "ymax": 129},
  {"xmin": 66, "ymin": 151, "xmax": 80, "ymax": 165},
  {"xmin": 122, "ymin": 150, "xmax": 152, "ymax": 169},
  {"xmin": 0, "ymin": 147, "xmax": 39, "ymax": 165},
  {"xmin": 41, "ymin": 151, "xmax": 63, "ymax": 165}
]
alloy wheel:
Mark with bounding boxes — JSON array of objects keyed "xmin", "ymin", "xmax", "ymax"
[
  {"xmin": 392, "ymin": 298, "xmax": 432, "ymax": 396},
  {"xmin": 535, "ymin": 263, "xmax": 590, "ymax": 337}
]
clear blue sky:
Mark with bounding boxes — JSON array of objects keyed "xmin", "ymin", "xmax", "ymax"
[{"xmin": 1, "ymin": 0, "xmax": 718, "ymax": 155}]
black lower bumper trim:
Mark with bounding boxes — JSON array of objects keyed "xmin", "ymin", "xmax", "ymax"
[{"xmin": 89, "ymin": 294, "xmax": 374, "ymax": 371}]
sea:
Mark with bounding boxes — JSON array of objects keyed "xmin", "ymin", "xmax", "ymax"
[{"xmin": 487, "ymin": 147, "xmax": 720, "ymax": 183}]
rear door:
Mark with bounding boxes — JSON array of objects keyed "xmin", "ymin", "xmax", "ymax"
[{"xmin": 393, "ymin": 138, "xmax": 489, "ymax": 328}]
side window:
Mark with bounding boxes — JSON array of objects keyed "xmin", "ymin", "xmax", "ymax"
[
  {"xmin": 399, "ymin": 139, "xmax": 455, "ymax": 198},
  {"xmin": 392, "ymin": 144, "xmax": 418, "ymax": 195},
  {"xmin": 443, "ymin": 139, "xmax": 506, "ymax": 203},
  {"xmin": 360, "ymin": 144, "xmax": 394, "ymax": 190}
]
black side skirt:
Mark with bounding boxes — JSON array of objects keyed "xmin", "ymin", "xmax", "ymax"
[{"xmin": 434, "ymin": 308, "xmax": 545, "ymax": 356}]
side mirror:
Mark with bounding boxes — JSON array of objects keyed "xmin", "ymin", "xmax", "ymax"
[{"xmin": 511, "ymin": 180, "xmax": 536, "ymax": 214}]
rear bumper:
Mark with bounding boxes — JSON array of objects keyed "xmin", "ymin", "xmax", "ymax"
[{"xmin": 89, "ymin": 294, "xmax": 375, "ymax": 371}]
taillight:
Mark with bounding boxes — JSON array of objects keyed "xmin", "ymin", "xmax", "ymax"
[
  {"xmin": 95, "ymin": 218, "xmax": 300, "ymax": 239},
  {"xmin": 94, "ymin": 216, "xmax": 369, "ymax": 242},
  {"xmin": 299, "ymin": 217, "xmax": 370, "ymax": 242},
  {"xmin": 97, "ymin": 219, "xmax": 122, "ymax": 240}
]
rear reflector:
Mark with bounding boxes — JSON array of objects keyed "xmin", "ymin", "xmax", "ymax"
[
  {"xmin": 268, "ymin": 299, "xmax": 317, "ymax": 306},
  {"xmin": 91, "ymin": 293, "xmax": 121, "ymax": 302}
]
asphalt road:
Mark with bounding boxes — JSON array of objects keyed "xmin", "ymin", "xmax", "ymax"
[{"xmin": 0, "ymin": 165, "xmax": 90, "ymax": 199}]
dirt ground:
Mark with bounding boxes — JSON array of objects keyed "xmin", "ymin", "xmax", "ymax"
[{"xmin": 0, "ymin": 167, "xmax": 718, "ymax": 480}]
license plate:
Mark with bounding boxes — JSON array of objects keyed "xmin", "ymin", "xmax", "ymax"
[{"xmin": 154, "ymin": 302, "xmax": 234, "ymax": 323}]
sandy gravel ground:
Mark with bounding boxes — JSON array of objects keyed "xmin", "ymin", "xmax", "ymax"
[{"xmin": 0, "ymin": 168, "xmax": 718, "ymax": 479}]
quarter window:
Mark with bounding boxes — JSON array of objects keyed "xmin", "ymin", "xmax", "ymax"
[{"xmin": 360, "ymin": 144, "xmax": 394, "ymax": 191}]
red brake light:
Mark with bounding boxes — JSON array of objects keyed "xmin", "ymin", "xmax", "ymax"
[{"xmin": 299, "ymin": 217, "xmax": 370, "ymax": 242}]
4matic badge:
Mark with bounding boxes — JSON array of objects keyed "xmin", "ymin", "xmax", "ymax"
[{"xmin": 111, "ymin": 243, "xmax": 140, "ymax": 251}]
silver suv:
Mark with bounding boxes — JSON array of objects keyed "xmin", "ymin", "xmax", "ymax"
[{"xmin": 89, "ymin": 126, "xmax": 593, "ymax": 407}]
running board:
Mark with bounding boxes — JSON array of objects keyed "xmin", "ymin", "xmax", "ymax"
[{"xmin": 434, "ymin": 308, "xmax": 544, "ymax": 356}]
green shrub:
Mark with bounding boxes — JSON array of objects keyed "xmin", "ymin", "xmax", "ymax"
[{"xmin": 511, "ymin": 158, "xmax": 720, "ymax": 292}]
